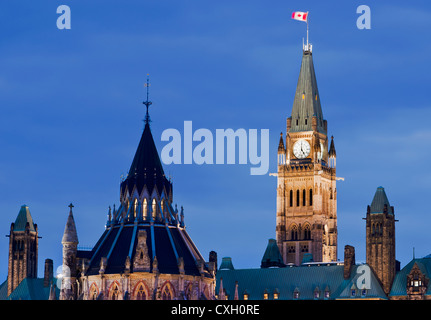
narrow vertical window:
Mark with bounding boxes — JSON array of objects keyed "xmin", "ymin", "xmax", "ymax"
[
  {"xmin": 309, "ymin": 189, "xmax": 313, "ymax": 206},
  {"xmin": 289, "ymin": 190, "xmax": 293, "ymax": 207},
  {"xmin": 296, "ymin": 190, "xmax": 300, "ymax": 207},
  {"xmin": 302, "ymin": 189, "xmax": 306, "ymax": 206}
]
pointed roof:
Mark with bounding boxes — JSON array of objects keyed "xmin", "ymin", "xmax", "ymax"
[
  {"xmin": 220, "ymin": 257, "xmax": 235, "ymax": 270},
  {"xmin": 120, "ymin": 121, "xmax": 172, "ymax": 197},
  {"xmin": 261, "ymin": 239, "xmax": 286, "ymax": 268},
  {"xmin": 13, "ymin": 205, "xmax": 36, "ymax": 232},
  {"xmin": 62, "ymin": 204, "xmax": 78, "ymax": 244},
  {"xmin": 278, "ymin": 133, "xmax": 285, "ymax": 152},
  {"xmin": 289, "ymin": 50, "xmax": 326, "ymax": 134},
  {"xmin": 329, "ymin": 136, "xmax": 336, "ymax": 157},
  {"xmin": 370, "ymin": 187, "xmax": 394, "ymax": 215}
]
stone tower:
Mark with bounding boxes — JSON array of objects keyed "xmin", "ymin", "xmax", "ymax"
[
  {"xmin": 365, "ymin": 186, "xmax": 396, "ymax": 295},
  {"xmin": 275, "ymin": 43, "xmax": 338, "ymax": 265},
  {"xmin": 60, "ymin": 203, "xmax": 79, "ymax": 300},
  {"xmin": 7, "ymin": 205, "xmax": 39, "ymax": 296}
]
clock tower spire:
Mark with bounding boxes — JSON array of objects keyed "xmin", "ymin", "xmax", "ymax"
[{"xmin": 276, "ymin": 44, "xmax": 337, "ymax": 265}]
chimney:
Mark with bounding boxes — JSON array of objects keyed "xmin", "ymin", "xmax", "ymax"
[
  {"xmin": 44, "ymin": 259, "xmax": 53, "ymax": 287},
  {"xmin": 209, "ymin": 251, "xmax": 218, "ymax": 272},
  {"xmin": 343, "ymin": 245, "xmax": 355, "ymax": 280}
]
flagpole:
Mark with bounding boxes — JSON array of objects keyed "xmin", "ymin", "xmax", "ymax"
[{"xmin": 306, "ymin": 11, "xmax": 309, "ymax": 49}]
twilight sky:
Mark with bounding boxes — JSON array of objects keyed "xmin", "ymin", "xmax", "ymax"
[{"xmin": 1, "ymin": 0, "xmax": 431, "ymax": 280}]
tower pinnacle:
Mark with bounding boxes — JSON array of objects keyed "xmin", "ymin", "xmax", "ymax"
[{"xmin": 143, "ymin": 74, "xmax": 152, "ymax": 125}]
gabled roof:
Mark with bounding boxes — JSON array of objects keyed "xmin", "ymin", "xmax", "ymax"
[
  {"xmin": 120, "ymin": 122, "xmax": 172, "ymax": 198},
  {"xmin": 216, "ymin": 264, "xmax": 387, "ymax": 300},
  {"xmin": 289, "ymin": 50, "xmax": 326, "ymax": 134},
  {"xmin": 0, "ymin": 278, "xmax": 60, "ymax": 300},
  {"xmin": 370, "ymin": 186, "xmax": 393, "ymax": 215},
  {"xmin": 389, "ymin": 256, "xmax": 431, "ymax": 297},
  {"xmin": 13, "ymin": 205, "xmax": 36, "ymax": 232}
]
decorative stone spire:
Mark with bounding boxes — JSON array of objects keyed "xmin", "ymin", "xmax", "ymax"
[{"xmin": 62, "ymin": 203, "xmax": 78, "ymax": 245}]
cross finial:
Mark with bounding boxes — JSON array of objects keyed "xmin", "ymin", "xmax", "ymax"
[
  {"xmin": 68, "ymin": 203, "xmax": 74, "ymax": 213},
  {"xmin": 143, "ymin": 74, "xmax": 152, "ymax": 125}
]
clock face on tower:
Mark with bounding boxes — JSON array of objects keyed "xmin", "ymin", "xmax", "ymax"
[{"xmin": 293, "ymin": 139, "xmax": 311, "ymax": 159}]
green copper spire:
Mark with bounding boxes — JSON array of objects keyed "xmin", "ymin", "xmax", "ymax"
[{"xmin": 289, "ymin": 49, "xmax": 326, "ymax": 134}]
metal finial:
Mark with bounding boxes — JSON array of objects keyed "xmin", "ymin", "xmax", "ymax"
[{"xmin": 143, "ymin": 74, "xmax": 152, "ymax": 125}]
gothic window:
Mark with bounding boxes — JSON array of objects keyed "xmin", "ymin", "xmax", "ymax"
[
  {"xmin": 291, "ymin": 225, "xmax": 298, "ymax": 241},
  {"xmin": 133, "ymin": 199, "xmax": 138, "ymax": 219},
  {"xmin": 305, "ymin": 119, "xmax": 308, "ymax": 125},
  {"xmin": 288, "ymin": 245, "xmax": 296, "ymax": 253},
  {"xmin": 296, "ymin": 190, "xmax": 300, "ymax": 207},
  {"xmin": 309, "ymin": 189, "xmax": 313, "ymax": 206},
  {"xmin": 289, "ymin": 190, "xmax": 293, "ymax": 207},
  {"xmin": 302, "ymin": 189, "xmax": 306, "ymax": 206},
  {"xmin": 143, "ymin": 198, "xmax": 148, "ymax": 219},
  {"xmin": 161, "ymin": 282, "xmax": 174, "ymax": 300},
  {"xmin": 89, "ymin": 284, "xmax": 98, "ymax": 300},
  {"xmin": 263, "ymin": 289, "xmax": 268, "ymax": 300},
  {"xmin": 293, "ymin": 288, "xmax": 300, "ymax": 299},
  {"xmin": 135, "ymin": 283, "xmax": 147, "ymax": 300},
  {"xmin": 152, "ymin": 198, "xmax": 157, "ymax": 220},
  {"xmin": 301, "ymin": 244, "xmax": 309, "ymax": 252},
  {"xmin": 303, "ymin": 224, "xmax": 311, "ymax": 240},
  {"xmin": 110, "ymin": 283, "xmax": 120, "ymax": 300}
]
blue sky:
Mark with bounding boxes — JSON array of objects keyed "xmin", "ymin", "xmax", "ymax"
[{"xmin": 1, "ymin": 1, "xmax": 431, "ymax": 280}]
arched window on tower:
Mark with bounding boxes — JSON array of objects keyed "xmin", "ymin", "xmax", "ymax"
[
  {"xmin": 303, "ymin": 189, "xmax": 306, "ymax": 206},
  {"xmin": 296, "ymin": 190, "xmax": 300, "ymax": 207},
  {"xmin": 291, "ymin": 225, "xmax": 298, "ymax": 241},
  {"xmin": 304, "ymin": 224, "xmax": 311, "ymax": 240},
  {"xmin": 309, "ymin": 189, "xmax": 313, "ymax": 206},
  {"xmin": 290, "ymin": 190, "xmax": 293, "ymax": 207}
]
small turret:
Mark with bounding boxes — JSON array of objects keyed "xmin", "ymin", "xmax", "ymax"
[
  {"xmin": 277, "ymin": 133, "xmax": 286, "ymax": 165},
  {"xmin": 60, "ymin": 203, "xmax": 79, "ymax": 300},
  {"xmin": 329, "ymin": 136, "xmax": 336, "ymax": 168}
]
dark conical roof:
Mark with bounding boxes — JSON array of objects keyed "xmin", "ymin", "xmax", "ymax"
[
  {"xmin": 289, "ymin": 50, "xmax": 326, "ymax": 134},
  {"xmin": 13, "ymin": 205, "xmax": 36, "ymax": 232},
  {"xmin": 261, "ymin": 239, "xmax": 286, "ymax": 268},
  {"xmin": 370, "ymin": 186, "xmax": 393, "ymax": 215},
  {"xmin": 329, "ymin": 136, "xmax": 336, "ymax": 157},
  {"xmin": 120, "ymin": 122, "xmax": 172, "ymax": 196}
]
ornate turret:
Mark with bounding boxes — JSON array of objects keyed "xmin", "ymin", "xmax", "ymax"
[
  {"xmin": 329, "ymin": 136, "xmax": 336, "ymax": 168},
  {"xmin": 60, "ymin": 203, "xmax": 79, "ymax": 300}
]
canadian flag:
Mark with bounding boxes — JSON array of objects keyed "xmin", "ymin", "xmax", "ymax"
[{"xmin": 292, "ymin": 11, "xmax": 308, "ymax": 22}]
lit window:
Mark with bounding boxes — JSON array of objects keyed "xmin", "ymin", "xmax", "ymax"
[
  {"xmin": 263, "ymin": 293, "xmax": 268, "ymax": 300},
  {"xmin": 274, "ymin": 292, "xmax": 279, "ymax": 300},
  {"xmin": 324, "ymin": 290, "xmax": 330, "ymax": 299},
  {"xmin": 243, "ymin": 294, "xmax": 249, "ymax": 300}
]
